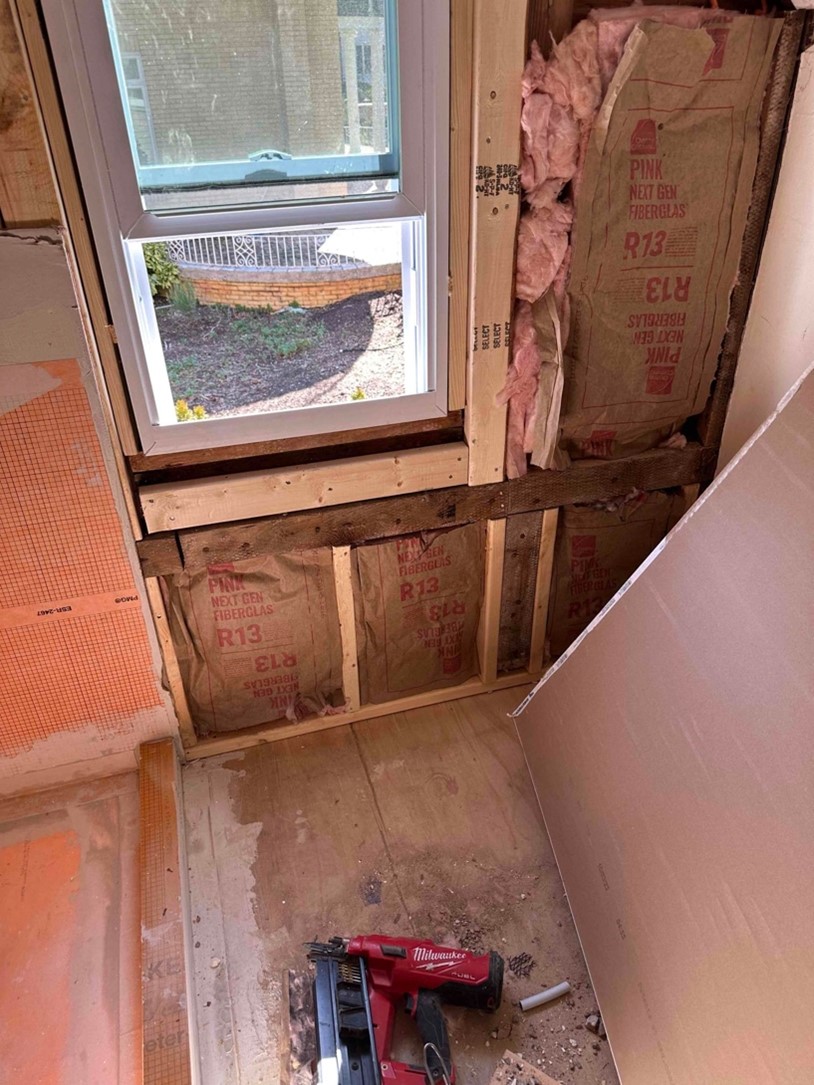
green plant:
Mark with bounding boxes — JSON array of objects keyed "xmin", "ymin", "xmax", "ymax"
[
  {"xmin": 175, "ymin": 398, "xmax": 207, "ymax": 421},
  {"xmin": 232, "ymin": 316, "xmax": 255, "ymax": 338},
  {"xmin": 169, "ymin": 280, "xmax": 198, "ymax": 314},
  {"xmin": 143, "ymin": 242, "xmax": 180, "ymax": 299},
  {"xmin": 350, "ymin": 386, "xmax": 366, "ymax": 400},
  {"xmin": 166, "ymin": 355, "xmax": 197, "ymax": 385},
  {"xmin": 261, "ymin": 309, "xmax": 325, "ymax": 358}
]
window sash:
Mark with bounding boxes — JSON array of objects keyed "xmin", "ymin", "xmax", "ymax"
[
  {"xmin": 61, "ymin": 0, "xmax": 425, "ymax": 238},
  {"xmin": 134, "ymin": 154, "xmax": 399, "ymax": 195},
  {"xmin": 42, "ymin": 0, "xmax": 449, "ymax": 455},
  {"xmin": 104, "ymin": 0, "xmax": 403, "ymax": 204}
]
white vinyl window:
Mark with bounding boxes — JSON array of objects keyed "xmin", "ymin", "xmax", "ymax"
[{"xmin": 43, "ymin": 1, "xmax": 449, "ymax": 454}]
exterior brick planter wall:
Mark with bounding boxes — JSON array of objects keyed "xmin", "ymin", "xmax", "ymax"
[{"xmin": 182, "ymin": 265, "xmax": 401, "ymax": 311}]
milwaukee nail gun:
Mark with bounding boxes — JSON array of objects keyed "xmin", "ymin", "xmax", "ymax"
[{"xmin": 306, "ymin": 934, "xmax": 504, "ymax": 1085}]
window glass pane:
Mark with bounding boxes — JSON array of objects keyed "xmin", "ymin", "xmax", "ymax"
[
  {"xmin": 121, "ymin": 54, "xmax": 140, "ymax": 81},
  {"xmin": 137, "ymin": 222, "xmax": 422, "ymax": 422},
  {"xmin": 104, "ymin": 0, "xmax": 399, "ymax": 212}
]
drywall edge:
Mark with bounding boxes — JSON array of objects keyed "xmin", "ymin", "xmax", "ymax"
[{"xmin": 718, "ymin": 46, "xmax": 814, "ymax": 468}]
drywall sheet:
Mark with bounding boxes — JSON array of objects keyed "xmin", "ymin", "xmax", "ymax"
[
  {"xmin": 515, "ymin": 368, "xmax": 814, "ymax": 1083},
  {"xmin": 0, "ymin": 359, "xmax": 167, "ymax": 781}
]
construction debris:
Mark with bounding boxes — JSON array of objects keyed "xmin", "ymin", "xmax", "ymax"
[
  {"xmin": 489, "ymin": 1050, "xmax": 563, "ymax": 1085},
  {"xmin": 519, "ymin": 980, "xmax": 571, "ymax": 1011},
  {"xmin": 586, "ymin": 1011, "xmax": 608, "ymax": 1040}
]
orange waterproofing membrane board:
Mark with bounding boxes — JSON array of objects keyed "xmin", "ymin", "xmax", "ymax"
[
  {"xmin": 0, "ymin": 772, "xmax": 141, "ymax": 1085},
  {"xmin": 0, "ymin": 360, "xmax": 164, "ymax": 774},
  {"xmin": 514, "ymin": 367, "xmax": 814, "ymax": 1083}
]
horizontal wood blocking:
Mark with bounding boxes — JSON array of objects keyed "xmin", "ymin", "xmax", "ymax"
[
  {"xmin": 139, "ymin": 442, "xmax": 470, "ymax": 534},
  {"xmin": 185, "ymin": 670, "xmax": 536, "ymax": 760},
  {"xmin": 144, "ymin": 445, "xmax": 714, "ymax": 571}
]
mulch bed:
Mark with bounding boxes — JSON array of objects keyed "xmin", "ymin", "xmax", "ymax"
[{"xmin": 157, "ymin": 290, "xmax": 405, "ymax": 417}]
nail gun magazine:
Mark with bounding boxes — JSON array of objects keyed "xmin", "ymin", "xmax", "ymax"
[{"xmin": 306, "ymin": 934, "xmax": 504, "ymax": 1084}]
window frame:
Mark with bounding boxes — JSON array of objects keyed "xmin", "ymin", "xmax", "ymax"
[{"xmin": 42, "ymin": 0, "xmax": 450, "ymax": 455}]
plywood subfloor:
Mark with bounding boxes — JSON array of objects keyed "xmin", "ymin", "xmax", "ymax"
[
  {"xmin": 0, "ymin": 771, "xmax": 141, "ymax": 1085},
  {"xmin": 182, "ymin": 689, "xmax": 620, "ymax": 1085}
]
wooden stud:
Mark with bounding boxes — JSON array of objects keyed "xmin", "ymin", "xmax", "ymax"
[
  {"xmin": 465, "ymin": 0, "xmax": 528, "ymax": 485},
  {"xmin": 527, "ymin": 0, "xmax": 575, "ymax": 57},
  {"xmin": 139, "ymin": 442, "xmax": 470, "ymax": 533},
  {"xmin": 332, "ymin": 545, "xmax": 361, "ymax": 713},
  {"xmin": 448, "ymin": 0, "xmax": 474, "ymax": 411},
  {"xmin": 177, "ymin": 445, "xmax": 715, "ymax": 571},
  {"xmin": 138, "ymin": 739, "xmax": 194, "ymax": 1085},
  {"xmin": 497, "ymin": 510, "xmax": 543, "ymax": 673},
  {"xmin": 477, "ymin": 518, "xmax": 507, "ymax": 683},
  {"xmin": 528, "ymin": 507, "xmax": 558, "ymax": 673},
  {"xmin": 185, "ymin": 670, "xmax": 535, "ymax": 760},
  {"xmin": 0, "ymin": 0, "xmax": 59, "ymax": 225},
  {"xmin": 12, "ymin": 0, "xmax": 139, "ymax": 457},
  {"xmin": 144, "ymin": 577, "xmax": 197, "ymax": 749},
  {"xmin": 681, "ymin": 483, "xmax": 701, "ymax": 510}
]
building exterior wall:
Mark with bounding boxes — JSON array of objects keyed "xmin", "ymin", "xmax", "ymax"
[
  {"xmin": 183, "ymin": 265, "xmax": 399, "ymax": 308},
  {"xmin": 110, "ymin": 0, "xmax": 347, "ymax": 164}
]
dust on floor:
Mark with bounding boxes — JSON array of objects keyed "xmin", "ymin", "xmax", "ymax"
[
  {"xmin": 181, "ymin": 689, "xmax": 620, "ymax": 1085},
  {"xmin": 158, "ymin": 290, "xmax": 405, "ymax": 417}
]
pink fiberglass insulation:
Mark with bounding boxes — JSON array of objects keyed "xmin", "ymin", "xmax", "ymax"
[
  {"xmin": 498, "ymin": 301, "xmax": 541, "ymax": 480},
  {"xmin": 502, "ymin": 22, "xmax": 601, "ymax": 477},
  {"xmin": 515, "ymin": 199, "xmax": 574, "ymax": 304},
  {"xmin": 502, "ymin": 5, "xmax": 719, "ymax": 478}
]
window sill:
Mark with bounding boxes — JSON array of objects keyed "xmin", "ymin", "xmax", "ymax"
[{"xmin": 129, "ymin": 410, "xmax": 463, "ymax": 481}]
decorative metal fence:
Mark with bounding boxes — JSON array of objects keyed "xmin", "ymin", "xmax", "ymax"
[{"xmin": 165, "ymin": 232, "xmax": 367, "ymax": 273}]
